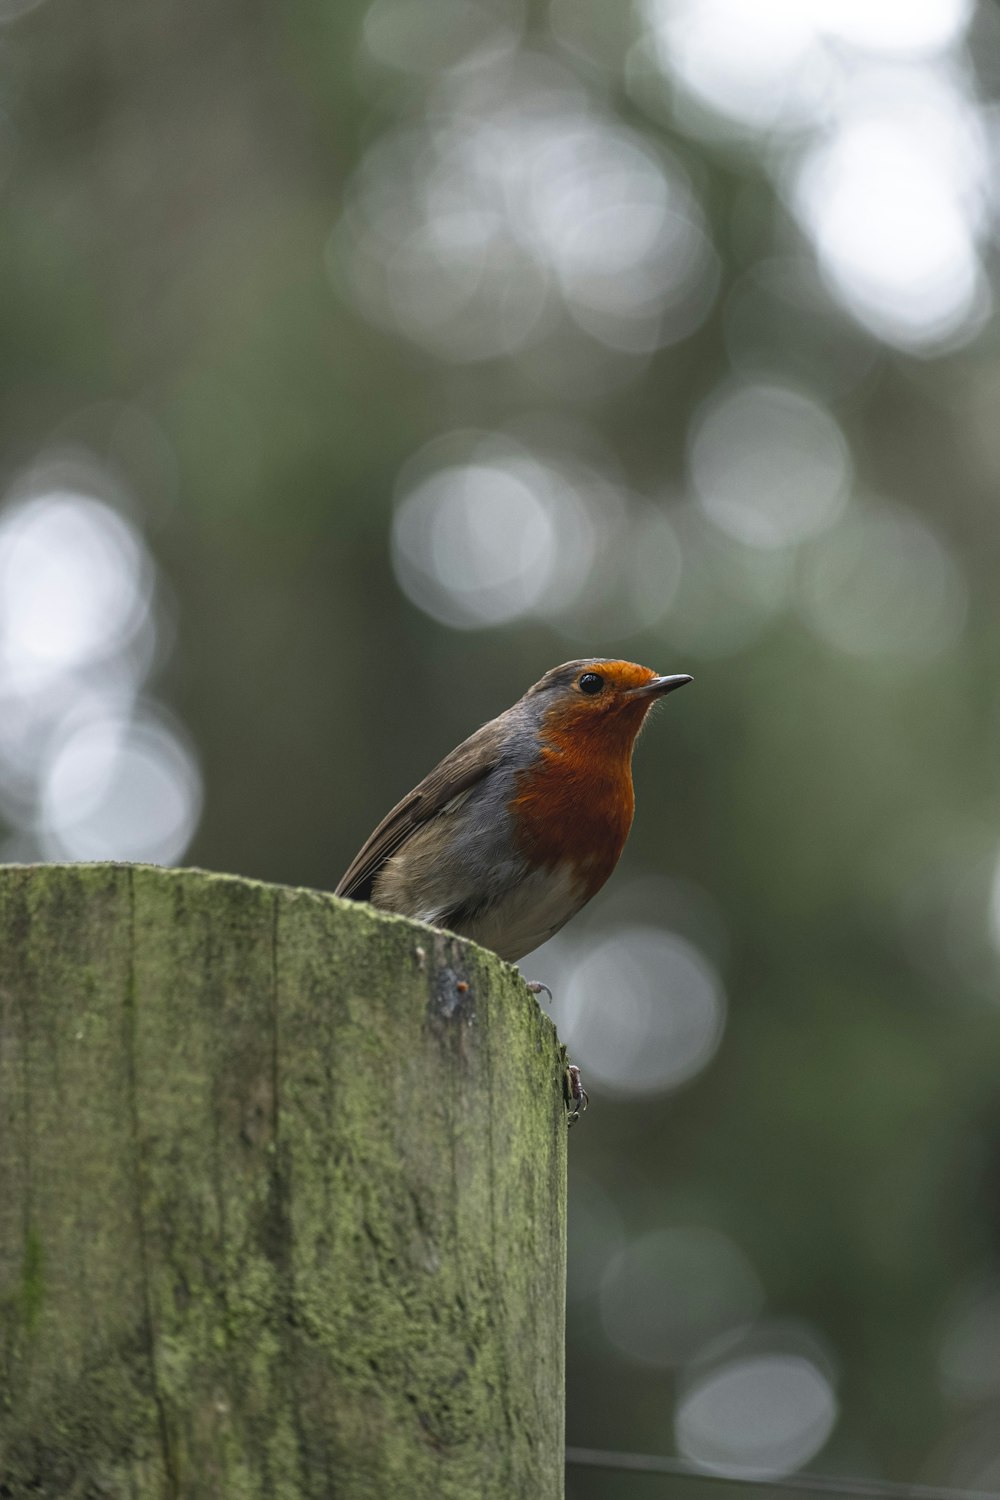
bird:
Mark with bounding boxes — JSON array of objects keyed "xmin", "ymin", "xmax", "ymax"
[{"xmin": 336, "ymin": 658, "xmax": 691, "ymax": 965}]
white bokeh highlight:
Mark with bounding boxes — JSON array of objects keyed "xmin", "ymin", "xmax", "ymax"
[
  {"xmin": 40, "ymin": 711, "xmax": 202, "ymax": 865},
  {"xmin": 0, "ymin": 455, "xmax": 202, "ymax": 864},
  {"xmin": 639, "ymin": 0, "xmax": 986, "ymax": 351},
  {"xmin": 391, "ymin": 440, "xmax": 597, "ymax": 628},
  {"xmin": 555, "ymin": 926, "xmax": 726, "ymax": 1096},
  {"xmin": 333, "ymin": 53, "xmax": 717, "ymax": 363},
  {"xmin": 642, "ymin": 0, "xmax": 836, "ymax": 135},
  {"xmin": 391, "ymin": 430, "xmax": 684, "ymax": 635},
  {"xmin": 689, "ymin": 383, "xmax": 850, "ymax": 550},
  {"xmin": 0, "ymin": 492, "xmax": 151, "ymax": 688},
  {"xmin": 793, "ymin": 68, "xmax": 991, "ymax": 351},
  {"xmin": 676, "ymin": 1352, "xmax": 838, "ymax": 1477},
  {"xmin": 814, "ymin": 0, "xmax": 972, "ymax": 58}
]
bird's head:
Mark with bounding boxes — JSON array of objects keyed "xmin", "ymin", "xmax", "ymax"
[{"xmin": 525, "ymin": 659, "xmax": 691, "ymax": 757}]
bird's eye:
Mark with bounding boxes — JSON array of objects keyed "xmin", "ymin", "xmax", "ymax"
[{"xmin": 579, "ymin": 672, "xmax": 604, "ymax": 695}]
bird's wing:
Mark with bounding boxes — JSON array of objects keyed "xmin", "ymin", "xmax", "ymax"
[{"xmin": 334, "ymin": 720, "xmax": 502, "ymax": 903}]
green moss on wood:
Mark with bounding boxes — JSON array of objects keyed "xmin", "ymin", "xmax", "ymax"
[
  {"xmin": 0, "ymin": 864, "xmax": 567, "ymax": 1499},
  {"xmin": 18, "ymin": 1231, "xmax": 43, "ymax": 1334}
]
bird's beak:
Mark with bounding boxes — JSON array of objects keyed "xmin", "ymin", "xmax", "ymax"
[{"xmin": 630, "ymin": 673, "xmax": 693, "ymax": 699}]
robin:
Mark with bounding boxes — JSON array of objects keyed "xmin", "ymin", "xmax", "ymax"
[{"xmin": 336, "ymin": 658, "xmax": 692, "ymax": 1114}]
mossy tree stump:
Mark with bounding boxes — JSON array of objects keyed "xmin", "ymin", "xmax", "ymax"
[{"xmin": 0, "ymin": 864, "xmax": 567, "ymax": 1499}]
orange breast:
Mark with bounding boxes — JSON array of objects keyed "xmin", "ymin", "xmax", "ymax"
[{"xmin": 511, "ymin": 707, "xmax": 645, "ymax": 890}]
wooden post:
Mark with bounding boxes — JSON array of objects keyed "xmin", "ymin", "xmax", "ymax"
[{"xmin": 0, "ymin": 864, "xmax": 567, "ymax": 1499}]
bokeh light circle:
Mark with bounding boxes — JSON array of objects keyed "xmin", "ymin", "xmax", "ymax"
[
  {"xmin": 798, "ymin": 503, "xmax": 967, "ymax": 660},
  {"xmin": 642, "ymin": 0, "xmax": 836, "ymax": 135},
  {"xmin": 334, "ymin": 57, "xmax": 718, "ymax": 363},
  {"xmin": 0, "ymin": 491, "xmax": 151, "ymax": 687},
  {"xmin": 815, "ymin": 0, "xmax": 973, "ymax": 58},
  {"xmin": 676, "ymin": 1353, "xmax": 838, "ymax": 1477},
  {"xmin": 792, "ymin": 67, "xmax": 990, "ymax": 350},
  {"xmin": 557, "ymin": 926, "xmax": 725, "ymax": 1096},
  {"xmin": 600, "ymin": 1227, "xmax": 763, "ymax": 1367},
  {"xmin": 391, "ymin": 439, "xmax": 597, "ymax": 628},
  {"xmin": 0, "ymin": 458, "xmax": 200, "ymax": 865},
  {"xmin": 39, "ymin": 710, "xmax": 203, "ymax": 865},
  {"xmin": 689, "ymin": 383, "xmax": 851, "ymax": 550}
]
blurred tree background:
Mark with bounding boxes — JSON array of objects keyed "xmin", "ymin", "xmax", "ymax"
[{"xmin": 3, "ymin": 0, "xmax": 1000, "ymax": 1492}]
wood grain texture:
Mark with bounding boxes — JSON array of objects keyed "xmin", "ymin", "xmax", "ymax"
[{"xmin": 0, "ymin": 864, "xmax": 567, "ymax": 1499}]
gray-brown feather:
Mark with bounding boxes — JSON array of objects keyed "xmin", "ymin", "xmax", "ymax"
[{"xmin": 333, "ymin": 718, "xmax": 503, "ymax": 903}]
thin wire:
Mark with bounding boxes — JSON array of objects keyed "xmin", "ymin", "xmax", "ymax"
[{"xmin": 565, "ymin": 1448, "xmax": 999, "ymax": 1500}]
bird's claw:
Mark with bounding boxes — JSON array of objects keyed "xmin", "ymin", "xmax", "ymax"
[
  {"xmin": 526, "ymin": 983, "xmax": 585, "ymax": 1123},
  {"xmin": 564, "ymin": 1063, "xmax": 589, "ymax": 1126}
]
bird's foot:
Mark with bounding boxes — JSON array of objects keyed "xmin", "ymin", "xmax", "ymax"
[
  {"xmin": 564, "ymin": 1063, "xmax": 589, "ymax": 1127},
  {"xmin": 526, "ymin": 982, "xmax": 587, "ymax": 1124}
]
